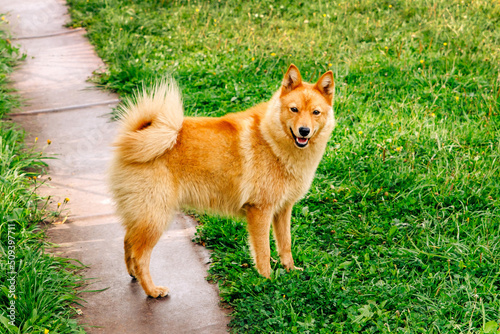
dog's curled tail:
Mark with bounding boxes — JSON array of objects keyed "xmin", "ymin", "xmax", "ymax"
[{"xmin": 114, "ymin": 79, "xmax": 184, "ymax": 163}]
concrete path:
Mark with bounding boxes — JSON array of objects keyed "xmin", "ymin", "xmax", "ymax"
[{"xmin": 1, "ymin": 0, "xmax": 230, "ymax": 332}]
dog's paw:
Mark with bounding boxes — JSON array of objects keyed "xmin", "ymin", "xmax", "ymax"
[
  {"xmin": 257, "ymin": 265, "xmax": 271, "ymax": 279},
  {"xmin": 281, "ymin": 256, "xmax": 295, "ymax": 272},
  {"xmin": 147, "ymin": 286, "xmax": 170, "ymax": 298}
]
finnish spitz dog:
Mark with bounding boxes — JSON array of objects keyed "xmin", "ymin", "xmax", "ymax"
[{"xmin": 109, "ymin": 65, "xmax": 335, "ymax": 297}]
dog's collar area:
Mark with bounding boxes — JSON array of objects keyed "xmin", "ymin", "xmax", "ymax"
[{"xmin": 290, "ymin": 128, "xmax": 309, "ymax": 148}]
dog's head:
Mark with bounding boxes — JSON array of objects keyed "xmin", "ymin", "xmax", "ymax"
[{"xmin": 278, "ymin": 64, "xmax": 334, "ymax": 149}]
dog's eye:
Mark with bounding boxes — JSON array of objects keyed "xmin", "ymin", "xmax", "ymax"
[
  {"xmin": 290, "ymin": 107, "xmax": 298, "ymax": 113},
  {"xmin": 313, "ymin": 110, "xmax": 321, "ymax": 115}
]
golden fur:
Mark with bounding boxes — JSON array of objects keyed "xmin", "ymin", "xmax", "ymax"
[{"xmin": 109, "ymin": 65, "xmax": 335, "ymax": 297}]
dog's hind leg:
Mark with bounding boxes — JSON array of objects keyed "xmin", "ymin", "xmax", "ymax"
[
  {"xmin": 125, "ymin": 217, "xmax": 171, "ymax": 298},
  {"xmin": 124, "ymin": 228, "xmax": 137, "ymax": 278}
]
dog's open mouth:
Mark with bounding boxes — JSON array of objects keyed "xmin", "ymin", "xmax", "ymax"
[{"xmin": 290, "ymin": 128, "xmax": 309, "ymax": 148}]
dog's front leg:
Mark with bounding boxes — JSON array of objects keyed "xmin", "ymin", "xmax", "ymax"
[
  {"xmin": 246, "ymin": 205, "xmax": 273, "ymax": 278},
  {"xmin": 272, "ymin": 203, "xmax": 298, "ymax": 271}
]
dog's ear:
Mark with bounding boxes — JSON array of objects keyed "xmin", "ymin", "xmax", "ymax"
[
  {"xmin": 281, "ymin": 64, "xmax": 302, "ymax": 95},
  {"xmin": 315, "ymin": 71, "xmax": 334, "ymax": 104}
]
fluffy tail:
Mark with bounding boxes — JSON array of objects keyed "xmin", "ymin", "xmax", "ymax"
[{"xmin": 113, "ymin": 79, "xmax": 184, "ymax": 163}]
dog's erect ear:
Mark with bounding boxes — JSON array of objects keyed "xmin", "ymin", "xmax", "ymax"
[
  {"xmin": 281, "ymin": 64, "xmax": 302, "ymax": 95},
  {"xmin": 315, "ymin": 71, "xmax": 334, "ymax": 104}
]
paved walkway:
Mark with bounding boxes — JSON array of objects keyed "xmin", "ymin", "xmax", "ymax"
[{"xmin": 1, "ymin": 0, "xmax": 229, "ymax": 332}]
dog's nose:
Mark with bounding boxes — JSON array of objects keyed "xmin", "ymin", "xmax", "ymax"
[{"xmin": 299, "ymin": 127, "xmax": 310, "ymax": 137}]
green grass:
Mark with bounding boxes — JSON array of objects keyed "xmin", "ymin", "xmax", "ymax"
[
  {"xmin": 67, "ymin": 0, "xmax": 500, "ymax": 332},
  {"xmin": 0, "ymin": 21, "xmax": 85, "ymax": 333}
]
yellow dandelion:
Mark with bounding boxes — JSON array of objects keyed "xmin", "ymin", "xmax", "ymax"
[
  {"xmin": 385, "ymin": 46, "xmax": 388, "ymax": 50},
  {"xmin": 119, "ymin": 28, "xmax": 123, "ymax": 31},
  {"xmin": 328, "ymin": 63, "xmax": 332, "ymax": 67},
  {"xmin": 64, "ymin": 197, "xmax": 70, "ymax": 203},
  {"xmin": 57, "ymin": 202, "xmax": 61, "ymax": 207},
  {"xmin": 455, "ymin": 96, "xmax": 460, "ymax": 101},
  {"xmin": 195, "ymin": 8, "xmax": 199, "ymax": 12},
  {"xmin": 389, "ymin": 5, "xmax": 393, "ymax": 8},
  {"xmin": 443, "ymin": 42, "xmax": 447, "ymax": 46},
  {"xmin": 323, "ymin": 14, "xmax": 326, "ymax": 17},
  {"xmin": 390, "ymin": 122, "xmax": 394, "ymax": 126},
  {"xmin": 342, "ymin": 286, "xmax": 346, "ymax": 290},
  {"xmin": 130, "ymin": 16, "xmax": 133, "ymax": 20},
  {"xmin": 420, "ymin": 60, "xmax": 424, "ymax": 64},
  {"xmin": 430, "ymin": 113, "xmax": 436, "ymax": 117},
  {"xmin": 358, "ymin": 131, "xmax": 363, "ymax": 135},
  {"xmin": 35, "ymin": 137, "xmax": 38, "ymax": 143},
  {"xmin": 396, "ymin": 147, "xmax": 402, "ymax": 152},
  {"xmin": 271, "ymin": 52, "xmax": 276, "ymax": 56},
  {"xmin": 47, "ymin": 139, "xmax": 52, "ymax": 145},
  {"xmin": 1, "ymin": 16, "xmax": 5, "ymax": 21},
  {"xmin": 13, "ymin": 295, "xmax": 16, "ymax": 299},
  {"xmin": 214, "ymin": 18, "xmax": 217, "ymax": 22},
  {"xmin": 33, "ymin": 176, "xmax": 37, "ymax": 180},
  {"xmin": 45, "ymin": 329, "xmax": 49, "ymax": 334}
]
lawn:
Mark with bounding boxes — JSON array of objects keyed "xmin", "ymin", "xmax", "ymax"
[
  {"xmin": 0, "ymin": 21, "xmax": 85, "ymax": 333},
  {"xmin": 67, "ymin": 0, "xmax": 500, "ymax": 332}
]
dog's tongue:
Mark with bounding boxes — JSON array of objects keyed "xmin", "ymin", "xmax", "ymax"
[{"xmin": 297, "ymin": 138, "xmax": 308, "ymax": 144}]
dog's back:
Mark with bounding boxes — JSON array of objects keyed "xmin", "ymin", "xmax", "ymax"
[{"xmin": 163, "ymin": 115, "xmax": 249, "ymax": 215}]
